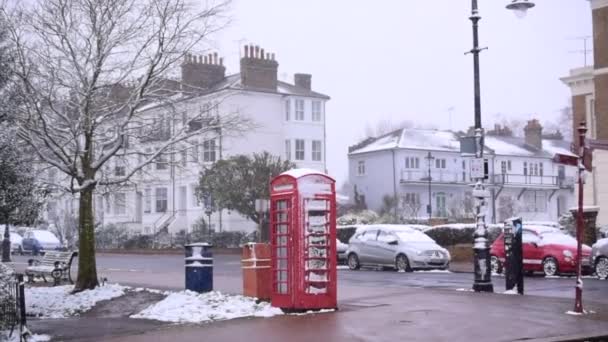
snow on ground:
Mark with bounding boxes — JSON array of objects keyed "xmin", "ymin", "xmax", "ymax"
[
  {"xmin": 0, "ymin": 331, "xmax": 51, "ymax": 342},
  {"xmin": 503, "ymin": 289, "xmax": 519, "ymax": 295},
  {"xmin": 131, "ymin": 290, "xmax": 283, "ymax": 323},
  {"xmin": 26, "ymin": 284, "xmax": 127, "ymax": 318},
  {"xmin": 455, "ymin": 288, "xmax": 474, "ymax": 292},
  {"xmin": 289, "ymin": 309, "xmax": 335, "ymax": 316},
  {"xmin": 414, "ymin": 269, "xmax": 451, "ymax": 273}
]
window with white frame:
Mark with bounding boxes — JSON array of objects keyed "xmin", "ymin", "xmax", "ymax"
[
  {"xmin": 285, "ymin": 140, "xmax": 291, "ymax": 160},
  {"xmin": 435, "ymin": 158, "xmax": 446, "ymax": 169},
  {"xmin": 295, "ymin": 99, "xmax": 304, "ymax": 121},
  {"xmin": 285, "ymin": 100, "xmax": 291, "ymax": 121},
  {"xmin": 191, "ymin": 143, "xmax": 199, "ymax": 163},
  {"xmin": 312, "ymin": 140, "xmax": 322, "ymax": 161},
  {"xmin": 115, "ymin": 162, "xmax": 126, "ymax": 177},
  {"xmin": 357, "ymin": 160, "xmax": 366, "ymax": 176},
  {"xmin": 114, "ymin": 193, "xmax": 126, "ymax": 215},
  {"xmin": 403, "ymin": 193, "xmax": 420, "ymax": 205},
  {"xmin": 144, "ymin": 188, "xmax": 151, "ymax": 213},
  {"xmin": 312, "ymin": 101, "xmax": 321, "ymax": 122},
  {"xmin": 180, "ymin": 150, "xmax": 187, "ymax": 167},
  {"xmin": 524, "ymin": 191, "xmax": 547, "ymax": 212},
  {"xmin": 155, "ymin": 152, "xmax": 168, "ymax": 170},
  {"xmin": 155, "ymin": 188, "xmax": 168, "ymax": 212},
  {"xmin": 295, "ymin": 139, "xmax": 305, "ymax": 160},
  {"xmin": 203, "ymin": 139, "xmax": 216, "ymax": 162},
  {"xmin": 405, "ymin": 157, "xmax": 420, "ymax": 169}
]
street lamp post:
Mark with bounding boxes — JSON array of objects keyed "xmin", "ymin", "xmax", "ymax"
[
  {"xmin": 425, "ymin": 152, "xmax": 435, "ymax": 222},
  {"xmin": 468, "ymin": 0, "xmax": 535, "ymax": 293}
]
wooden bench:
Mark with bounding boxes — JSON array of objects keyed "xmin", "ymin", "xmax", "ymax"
[{"xmin": 26, "ymin": 251, "xmax": 78, "ymax": 286}]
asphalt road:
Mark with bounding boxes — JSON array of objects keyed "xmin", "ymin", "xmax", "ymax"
[{"xmin": 8, "ymin": 253, "xmax": 608, "ymax": 305}]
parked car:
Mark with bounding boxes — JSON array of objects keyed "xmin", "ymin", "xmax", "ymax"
[
  {"xmin": 21, "ymin": 230, "xmax": 62, "ymax": 255},
  {"xmin": 9, "ymin": 232, "xmax": 23, "ymax": 254},
  {"xmin": 346, "ymin": 224, "xmax": 450, "ymax": 272},
  {"xmin": 336, "ymin": 239, "xmax": 348, "ymax": 264},
  {"xmin": 591, "ymin": 238, "xmax": 608, "ymax": 280},
  {"xmin": 490, "ymin": 225, "xmax": 592, "ymax": 277}
]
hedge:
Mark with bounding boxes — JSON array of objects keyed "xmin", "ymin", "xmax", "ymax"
[{"xmin": 424, "ymin": 224, "xmax": 503, "ymax": 247}]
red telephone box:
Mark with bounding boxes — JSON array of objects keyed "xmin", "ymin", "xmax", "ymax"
[{"xmin": 269, "ymin": 169, "xmax": 337, "ymax": 311}]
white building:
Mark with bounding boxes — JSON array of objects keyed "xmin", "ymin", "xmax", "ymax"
[
  {"xmin": 347, "ymin": 122, "xmax": 577, "ymax": 224},
  {"xmin": 44, "ymin": 45, "xmax": 330, "ymax": 235}
]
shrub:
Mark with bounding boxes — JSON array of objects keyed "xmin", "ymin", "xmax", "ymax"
[
  {"xmin": 122, "ymin": 234, "xmax": 153, "ymax": 249},
  {"xmin": 424, "ymin": 224, "xmax": 503, "ymax": 247},
  {"xmin": 337, "ymin": 210, "xmax": 379, "ymax": 225}
]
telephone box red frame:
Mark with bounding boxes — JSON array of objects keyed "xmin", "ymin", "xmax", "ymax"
[{"xmin": 269, "ymin": 169, "xmax": 337, "ymax": 311}]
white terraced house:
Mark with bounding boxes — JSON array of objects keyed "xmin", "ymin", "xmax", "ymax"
[
  {"xmin": 42, "ymin": 45, "xmax": 330, "ymax": 235},
  {"xmin": 347, "ymin": 121, "xmax": 577, "ymax": 224}
]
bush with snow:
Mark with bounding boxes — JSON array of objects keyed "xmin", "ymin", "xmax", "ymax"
[
  {"xmin": 26, "ymin": 284, "xmax": 127, "ymax": 318},
  {"xmin": 424, "ymin": 223, "xmax": 503, "ymax": 247},
  {"xmin": 131, "ymin": 290, "xmax": 282, "ymax": 323},
  {"xmin": 337, "ymin": 210, "xmax": 379, "ymax": 226}
]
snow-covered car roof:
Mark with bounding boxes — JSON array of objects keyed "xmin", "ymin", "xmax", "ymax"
[
  {"xmin": 425, "ymin": 223, "xmax": 503, "ymax": 232},
  {"xmin": 592, "ymin": 238, "xmax": 608, "ymax": 250},
  {"xmin": 31, "ymin": 230, "xmax": 60, "ymax": 244},
  {"xmin": 537, "ymin": 231, "xmax": 590, "ymax": 249},
  {"xmin": 354, "ymin": 224, "xmax": 422, "ymax": 233},
  {"xmin": 9, "ymin": 232, "xmax": 22, "ymax": 243},
  {"xmin": 524, "ymin": 221, "xmax": 560, "ymax": 228},
  {"xmin": 523, "ymin": 225, "xmax": 561, "ymax": 235}
]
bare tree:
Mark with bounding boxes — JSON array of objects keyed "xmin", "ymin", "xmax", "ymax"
[
  {"xmin": 2, "ymin": 0, "xmax": 250, "ymax": 291},
  {"xmin": 363, "ymin": 119, "xmax": 413, "ymax": 139}
]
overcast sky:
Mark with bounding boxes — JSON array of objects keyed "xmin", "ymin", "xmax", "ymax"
[{"xmin": 212, "ymin": 0, "xmax": 592, "ymax": 186}]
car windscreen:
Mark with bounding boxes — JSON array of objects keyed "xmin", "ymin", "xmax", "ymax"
[{"xmin": 395, "ymin": 230, "xmax": 435, "ymax": 243}]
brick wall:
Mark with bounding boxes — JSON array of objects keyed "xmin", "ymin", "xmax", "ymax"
[{"xmin": 572, "ymin": 94, "xmax": 589, "ymax": 149}]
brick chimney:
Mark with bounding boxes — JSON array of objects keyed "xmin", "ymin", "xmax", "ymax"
[
  {"xmin": 524, "ymin": 119, "xmax": 543, "ymax": 150},
  {"xmin": 294, "ymin": 73, "xmax": 312, "ymax": 90},
  {"xmin": 240, "ymin": 45, "xmax": 278, "ymax": 90},
  {"xmin": 181, "ymin": 52, "xmax": 226, "ymax": 93}
]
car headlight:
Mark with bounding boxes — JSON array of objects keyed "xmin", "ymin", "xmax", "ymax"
[{"xmin": 563, "ymin": 250, "xmax": 574, "ymax": 258}]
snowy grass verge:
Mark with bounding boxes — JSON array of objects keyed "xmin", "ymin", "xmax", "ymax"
[
  {"xmin": 26, "ymin": 284, "xmax": 128, "ymax": 318},
  {"xmin": 131, "ymin": 291, "xmax": 282, "ymax": 323},
  {"xmin": 1, "ymin": 331, "xmax": 51, "ymax": 342},
  {"xmin": 565, "ymin": 309, "xmax": 596, "ymax": 316}
]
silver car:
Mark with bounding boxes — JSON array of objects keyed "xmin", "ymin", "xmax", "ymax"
[
  {"xmin": 346, "ymin": 225, "xmax": 450, "ymax": 272},
  {"xmin": 591, "ymin": 238, "xmax": 608, "ymax": 280}
]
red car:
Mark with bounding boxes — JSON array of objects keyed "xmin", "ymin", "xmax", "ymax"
[{"xmin": 490, "ymin": 225, "xmax": 592, "ymax": 277}]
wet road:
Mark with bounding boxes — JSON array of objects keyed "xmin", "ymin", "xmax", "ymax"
[{"xmin": 9, "ymin": 253, "xmax": 608, "ymax": 304}]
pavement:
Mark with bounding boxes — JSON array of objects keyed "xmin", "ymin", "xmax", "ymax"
[
  {"xmin": 29, "ymin": 284, "xmax": 608, "ymax": 342},
  {"xmin": 7, "ymin": 253, "xmax": 608, "ymax": 341}
]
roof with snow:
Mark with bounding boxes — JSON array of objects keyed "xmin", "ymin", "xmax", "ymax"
[
  {"xmin": 348, "ymin": 128, "xmax": 575, "ymax": 159},
  {"xmin": 207, "ymin": 74, "xmax": 330, "ymax": 100}
]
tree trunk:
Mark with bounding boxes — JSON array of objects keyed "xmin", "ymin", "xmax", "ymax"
[
  {"xmin": 74, "ymin": 187, "xmax": 99, "ymax": 291},
  {"xmin": 2, "ymin": 214, "xmax": 11, "ymax": 262}
]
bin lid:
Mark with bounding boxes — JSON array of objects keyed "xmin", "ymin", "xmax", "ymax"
[{"xmin": 185, "ymin": 242, "xmax": 213, "ymax": 248}]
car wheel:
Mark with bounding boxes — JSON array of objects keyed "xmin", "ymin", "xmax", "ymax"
[
  {"xmin": 395, "ymin": 254, "xmax": 412, "ymax": 272},
  {"xmin": 595, "ymin": 256, "xmax": 608, "ymax": 280},
  {"xmin": 348, "ymin": 253, "xmax": 360, "ymax": 270},
  {"xmin": 542, "ymin": 257, "xmax": 559, "ymax": 277},
  {"xmin": 491, "ymin": 255, "xmax": 503, "ymax": 274}
]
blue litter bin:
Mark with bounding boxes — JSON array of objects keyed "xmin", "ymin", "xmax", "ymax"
[{"xmin": 185, "ymin": 242, "xmax": 213, "ymax": 292}]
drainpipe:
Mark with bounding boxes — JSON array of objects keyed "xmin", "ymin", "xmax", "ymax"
[{"xmin": 392, "ymin": 149, "xmax": 397, "ymax": 221}]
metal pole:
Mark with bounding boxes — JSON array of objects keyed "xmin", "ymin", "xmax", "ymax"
[
  {"xmin": 470, "ymin": 0, "xmax": 492, "ymax": 293},
  {"xmin": 427, "ymin": 152, "xmax": 433, "ymax": 221},
  {"xmin": 574, "ymin": 121, "xmax": 587, "ymax": 313},
  {"xmin": 2, "ymin": 222, "xmax": 11, "ymax": 262}
]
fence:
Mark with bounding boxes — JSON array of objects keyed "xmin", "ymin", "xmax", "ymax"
[{"xmin": 0, "ymin": 274, "xmax": 26, "ymax": 341}]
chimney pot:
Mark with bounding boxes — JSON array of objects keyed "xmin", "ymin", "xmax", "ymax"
[
  {"xmin": 294, "ymin": 73, "xmax": 312, "ymax": 91},
  {"xmin": 261, "ymin": 48, "xmax": 265, "ymax": 60},
  {"xmin": 271, "ymin": 53, "xmax": 275, "ymax": 61},
  {"xmin": 213, "ymin": 52, "xmax": 218, "ymax": 64},
  {"xmin": 203, "ymin": 55, "xmax": 208, "ymax": 64},
  {"xmin": 255, "ymin": 45, "xmax": 260, "ymax": 58},
  {"xmin": 244, "ymin": 45, "xmax": 249, "ymax": 58},
  {"xmin": 220, "ymin": 57, "xmax": 224, "ymax": 66}
]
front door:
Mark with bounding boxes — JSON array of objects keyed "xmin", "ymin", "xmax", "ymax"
[
  {"xmin": 135, "ymin": 192, "xmax": 143, "ymax": 222},
  {"xmin": 179, "ymin": 186, "xmax": 187, "ymax": 216}
]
